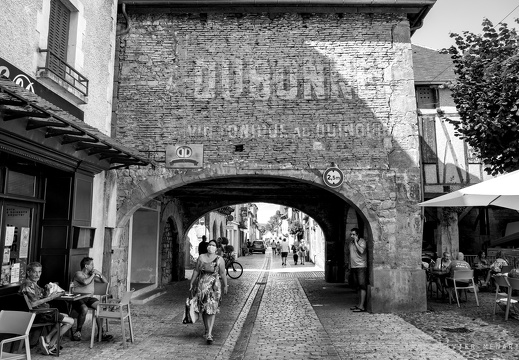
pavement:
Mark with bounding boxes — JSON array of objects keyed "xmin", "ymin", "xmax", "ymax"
[{"xmin": 27, "ymin": 250, "xmax": 519, "ymax": 360}]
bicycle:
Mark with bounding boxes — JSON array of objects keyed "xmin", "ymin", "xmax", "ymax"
[{"xmin": 224, "ymin": 253, "xmax": 243, "ymax": 279}]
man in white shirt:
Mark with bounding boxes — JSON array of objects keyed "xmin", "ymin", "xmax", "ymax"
[
  {"xmin": 349, "ymin": 228, "xmax": 367, "ymax": 312},
  {"xmin": 280, "ymin": 238, "xmax": 290, "ymax": 266}
]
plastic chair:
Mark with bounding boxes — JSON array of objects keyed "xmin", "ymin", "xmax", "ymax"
[
  {"xmin": 493, "ymin": 276, "xmax": 512, "ymax": 320},
  {"xmin": 500, "ymin": 277, "xmax": 519, "ymax": 320},
  {"xmin": 86, "ymin": 282, "xmax": 110, "ymax": 332},
  {"xmin": 90, "ymin": 290, "xmax": 134, "ymax": 349},
  {"xmin": 22, "ymin": 294, "xmax": 61, "ymax": 356},
  {"xmin": 446, "ymin": 270, "xmax": 479, "ymax": 307},
  {"xmin": 0, "ymin": 310, "xmax": 36, "ymax": 360}
]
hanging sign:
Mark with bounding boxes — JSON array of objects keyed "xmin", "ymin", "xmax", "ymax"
[{"xmin": 323, "ymin": 166, "xmax": 344, "ymax": 188}]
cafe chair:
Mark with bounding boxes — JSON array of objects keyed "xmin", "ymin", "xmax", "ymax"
[
  {"xmin": 22, "ymin": 294, "xmax": 61, "ymax": 356},
  {"xmin": 85, "ymin": 282, "xmax": 110, "ymax": 332},
  {"xmin": 493, "ymin": 275, "xmax": 512, "ymax": 320},
  {"xmin": 90, "ymin": 290, "xmax": 134, "ymax": 349},
  {"xmin": 0, "ymin": 310, "xmax": 36, "ymax": 360},
  {"xmin": 446, "ymin": 270, "xmax": 479, "ymax": 308}
]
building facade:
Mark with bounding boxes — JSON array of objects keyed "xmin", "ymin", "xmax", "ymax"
[
  {"xmin": 112, "ymin": 1, "xmax": 436, "ymax": 312},
  {"xmin": 413, "ymin": 45, "xmax": 519, "ymax": 258},
  {"xmin": 0, "ymin": 0, "xmax": 147, "ymax": 302}
]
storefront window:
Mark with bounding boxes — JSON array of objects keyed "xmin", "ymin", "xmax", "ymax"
[{"xmin": 1, "ymin": 204, "xmax": 32, "ymax": 286}]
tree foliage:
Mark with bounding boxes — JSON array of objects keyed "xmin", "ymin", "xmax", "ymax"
[
  {"xmin": 444, "ymin": 18, "xmax": 519, "ymax": 175},
  {"xmin": 264, "ymin": 211, "xmax": 282, "ymax": 234},
  {"xmin": 288, "ymin": 220, "xmax": 304, "ymax": 239}
]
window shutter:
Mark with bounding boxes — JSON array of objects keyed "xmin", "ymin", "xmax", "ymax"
[{"xmin": 48, "ymin": 0, "xmax": 70, "ymax": 75}]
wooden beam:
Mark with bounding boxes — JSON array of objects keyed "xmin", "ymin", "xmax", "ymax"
[
  {"xmin": 75, "ymin": 142, "xmax": 111, "ymax": 151},
  {"xmin": 46, "ymin": 128, "xmax": 85, "ymax": 138},
  {"xmin": 61, "ymin": 135, "xmax": 98, "ymax": 145},
  {"xmin": 3, "ymin": 109, "xmax": 50, "ymax": 121},
  {"xmin": 26, "ymin": 118, "xmax": 68, "ymax": 130}
]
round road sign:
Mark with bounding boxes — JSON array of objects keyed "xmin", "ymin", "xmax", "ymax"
[{"xmin": 323, "ymin": 167, "xmax": 344, "ymax": 188}]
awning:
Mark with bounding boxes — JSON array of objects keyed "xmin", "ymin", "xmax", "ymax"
[{"xmin": 0, "ymin": 76, "xmax": 151, "ymax": 171}]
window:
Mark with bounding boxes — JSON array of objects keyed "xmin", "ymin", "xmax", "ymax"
[
  {"xmin": 416, "ymin": 86, "xmax": 438, "ymax": 109},
  {"xmin": 39, "ymin": 0, "xmax": 89, "ymax": 97},
  {"xmin": 48, "ymin": 0, "xmax": 71, "ymax": 78}
]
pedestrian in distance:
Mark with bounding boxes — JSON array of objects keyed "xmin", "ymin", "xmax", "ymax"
[
  {"xmin": 280, "ymin": 238, "xmax": 290, "ymax": 266},
  {"xmin": 198, "ymin": 235, "xmax": 208, "ymax": 255},
  {"xmin": 189, "ymin": 240, "xmax": 228, "ymax": 345},
  {"xmin": 292, "ymin": 242, "xmax": 299, "ymax": 265},
  {"xmin": 276, "ymin": 241, "xmax": 281, "ymax": 256},
  {"xmin": 271, "ymin": 240, "xmax": 277, "ymax": 255},
  {"xmin": 298, "ymin": 241, "xmax": 307, "ymax": 265},
  {"xmin": 349, "ymin": 228, "xmax": 367, "ymax": 312}
]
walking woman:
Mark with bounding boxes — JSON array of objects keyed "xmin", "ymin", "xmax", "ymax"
[{"xmin": 189, "ymin": 240, "xmax": 228, "ymax": 344}]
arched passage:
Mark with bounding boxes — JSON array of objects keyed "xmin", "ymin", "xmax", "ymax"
[{"xmin": 114, "ymin": 168, "xmax": 424, "ymax": 312}]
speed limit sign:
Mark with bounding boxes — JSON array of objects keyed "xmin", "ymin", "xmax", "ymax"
[{"xmin": 323, "ymin": 167, "xmax": 344, "ymax": 188}]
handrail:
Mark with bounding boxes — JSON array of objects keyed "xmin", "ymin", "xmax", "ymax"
[{"xmin": 38, "ymin": 49, "xmax": 89, "ymax": 96}]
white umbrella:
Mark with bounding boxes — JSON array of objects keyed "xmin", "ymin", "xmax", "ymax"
[{"xmin": 419, "ymin": 169, "xmax": 519, "ymax": 211}]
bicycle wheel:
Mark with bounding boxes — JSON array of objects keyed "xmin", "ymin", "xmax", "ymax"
[{"xmin": 226, "ymin": 261, "xmax": 243, "ymax": 279}]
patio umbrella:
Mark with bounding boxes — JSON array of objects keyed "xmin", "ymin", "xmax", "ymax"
[{"xmin": 419, "ymin": 169, "xmax": 519, "ymax": 211}]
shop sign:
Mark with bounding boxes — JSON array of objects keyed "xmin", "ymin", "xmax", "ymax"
[
  {"xmin": 0, "ymin": 57, "xmax": 83, "ymax": 120},
  {"xmin": 166, "ymin": 144, "xmax": 203, "ymax": 168}
]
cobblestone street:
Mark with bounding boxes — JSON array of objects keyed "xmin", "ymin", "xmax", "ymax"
[{"xmin": 29, "ymin": 250, "xmax": 519, "ymax": 360}]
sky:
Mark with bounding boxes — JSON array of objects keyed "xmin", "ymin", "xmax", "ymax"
[
  {"xmin": 256, "ymin": 202, "xmax": 280, "ymax": 224},
  {"xmin": 412, "ymin": 0, "xmax": 519, "ymax": 50}
]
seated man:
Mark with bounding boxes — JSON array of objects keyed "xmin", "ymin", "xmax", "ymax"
[
  {"xmin": 482, "ymin": 251, "xmax": 509, "ymax": 287},
  {"xmin": 444, "ymin": 252, "xmax": 473, "ymax": 298},
  {"xmin": 20, "ymin": 262, "xmax": 74, "ymax": 355},
  {"xmin": 71, "ymin": 257, "xmax": 113, "ymax": 342}
]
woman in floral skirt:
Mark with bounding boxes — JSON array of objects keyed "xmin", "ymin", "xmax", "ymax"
[{"xmin": 189, "ymin": 239, "xmax": 228, "ymax": 344}]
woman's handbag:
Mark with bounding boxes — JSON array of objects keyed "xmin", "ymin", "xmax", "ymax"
[{"xmin": 182, "ymin": 295, "xmax": 198, "ymax": 324}]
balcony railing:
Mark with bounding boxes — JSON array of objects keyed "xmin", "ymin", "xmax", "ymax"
[{"xmin": 38, "ymin": 49, "xmax": 89, "ymax": 96}]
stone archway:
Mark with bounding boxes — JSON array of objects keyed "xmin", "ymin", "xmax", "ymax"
[{"xmin": 112, "ymin": 166, "xmax": 428, "ymax": 313}]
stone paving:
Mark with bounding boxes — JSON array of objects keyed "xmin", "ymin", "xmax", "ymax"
[{"xmin": 26, "ymin": 250, "xmax": 519, "ymax": 359}]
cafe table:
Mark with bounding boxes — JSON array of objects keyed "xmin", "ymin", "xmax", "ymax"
[{"xmin": 55, "ymin": 293, "xmax": 90, "ymax": 315}]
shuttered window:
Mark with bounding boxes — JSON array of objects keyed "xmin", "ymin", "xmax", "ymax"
[
  {"xmin": 48, "ymin": 0, "xmax": 70, "ymax": 76},
  {"xmin": 416, "ymin": 86, "xmax": 437, "ymax": 109}
]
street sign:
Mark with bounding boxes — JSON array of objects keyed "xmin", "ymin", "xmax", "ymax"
[{"xmin": 323, "ymin": 166, "xmax": 344, "ymax": 188}]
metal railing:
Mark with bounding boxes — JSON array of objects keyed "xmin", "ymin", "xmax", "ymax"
[{"xmin": 38, "ymin": 49, "xmax": 89, "ymax": 96}]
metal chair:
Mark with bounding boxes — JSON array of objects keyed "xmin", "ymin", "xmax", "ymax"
[
  {"xmin": 0, "ymin": 310, "xmax": 36, "ymax": 360},
  {"xmin": 90, "ymin": 290, "xmax": 134, "ymax": 349},
  {"xmin": 446, "ymin": 270, "xmax": 479, "ymax": 307},
  {"xmin": 493, "ymin": 275, "xmax": 512, "ymax": 320}
]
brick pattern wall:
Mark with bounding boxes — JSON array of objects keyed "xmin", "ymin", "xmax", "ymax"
[{"xmin": 115, "ymin": 12, "xmax": 417, "ymax": 171}]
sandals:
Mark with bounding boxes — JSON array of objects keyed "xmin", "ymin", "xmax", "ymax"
[
  {"xmin": 352, "ymin": 308, "xmax": 366, "ymax": 312},
  {"xmin": 39, "ymin": 336, "xmax": 50, "ymax": 355},
  {"xmin": 206, "ymin": 335, "xmax": 213, "ymax": 345},
  {"xmin": 350, "ymin": 306, "xmax": 359, "ymax": 310}
]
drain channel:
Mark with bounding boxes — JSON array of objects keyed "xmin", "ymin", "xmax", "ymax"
[{"xmin": 228, "ymin": 257, "xmax": 271, "ymax": 360}]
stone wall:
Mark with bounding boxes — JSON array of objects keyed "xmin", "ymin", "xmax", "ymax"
[{"xmin": 114, "ymin": 11, "xmax": 424, "ymax": 311}]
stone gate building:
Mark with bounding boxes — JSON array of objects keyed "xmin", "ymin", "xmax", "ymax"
[{"xmin": 113, "ymin": 0, "xmax": 436, "ymax": 312}]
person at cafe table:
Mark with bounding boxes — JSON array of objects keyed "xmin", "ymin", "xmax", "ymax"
[
  {"xmin": 20, "ymin": 262, "xmax": 74, "ymax": 355},
  {"xmin": 444, "ymin": 252, "xmax": 472, "ymax": 297},
  {"xmin": 473, "ymin": 250, "xmax": 490, "ymax": 285},
  {"xmin": 70, "ymin": 257, "xmax": 113, "ymax": 342},
  {"xmin": 481, "ymin": 251, "xmax": 509, "ymax": 288},
  {"xmin": 431, "ymin": 252, "xmax": 452, "ymax": 292}
]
